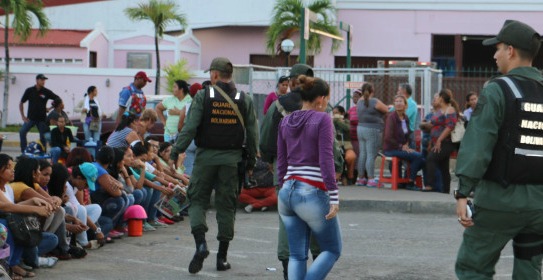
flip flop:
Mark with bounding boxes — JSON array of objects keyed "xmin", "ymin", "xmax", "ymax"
[{"xmin": 12, "ymin": 266, "xmax": 35, "ymax": 278}]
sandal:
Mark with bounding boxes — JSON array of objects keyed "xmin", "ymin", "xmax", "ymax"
[
  {"xmin": 421, "ymin": 186, "xmax": 433, "ymax": 192},
  {"xmin": 11, "ymin": 265, "xmax": 35, "ymax": 278}
]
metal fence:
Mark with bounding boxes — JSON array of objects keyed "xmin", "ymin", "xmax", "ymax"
[
  {"xmin": 441, "ymin": 67, "xmax": 498, "ymax": 110},
  {"xmin": 232, "ymin": 65, "xmax": 443, "ymax": 123}
]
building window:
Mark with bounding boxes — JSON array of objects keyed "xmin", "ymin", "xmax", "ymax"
[
  {"xmin": 127, "ymin": 53, "xmax": 151, "ymax": 69},
  {"xmin": 89, "ymin": 51, "xmax": 97, "ymax": 68}
]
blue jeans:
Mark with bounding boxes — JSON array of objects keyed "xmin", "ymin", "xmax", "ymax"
[
  {"xmin": 19, "ymin": 120, "xmax": 49, "ymax": 153},
  {"xmin": 83, "ymin": 122, "xmax": 101, "ymax": 142},
  {"xmin": 50, "ymin": 147, "xmax": 62, "ymax": 163},
  {"xmin": 184, "ymin": 140, "xmax": 197, "ymax": 176},
  {"xmin": 383, "ymin": 150, "xmax": 425, "ymax": 181},
  {"xmin": 132, "ymin": 188, "xmax": 146, "ymax": 206},
  {"xmin": 22, "ymin": 232, "xmax": 58, "ymax": 267},
  {"xmin": 278, "ymin": 180, "xmax": 342, "ymax": 280},
  {"xmin": 143, "ymin": 183, "xmax": 162, "ymax": 222},
  {"xmin": 100, "ymin": 196, "xmax": 127, "ymax": 228}
]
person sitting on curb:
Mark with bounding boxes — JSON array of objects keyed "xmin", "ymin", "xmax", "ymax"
[{"xmin": 239, "ymin": 158, "xmax": 277, "ymax": 213}]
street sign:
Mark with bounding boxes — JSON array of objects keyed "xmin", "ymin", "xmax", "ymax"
[{"xmin": 344, "ymin": 81, "xmax": 364, "ymax": 89}]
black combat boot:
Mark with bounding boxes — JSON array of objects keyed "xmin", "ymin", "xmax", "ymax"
[
  {"xmin": 188, "ymin": 233, "xmax": 209, "ymax": 274},
  {"xmin": 216, "ymin": 241, "xmax": 231, "ymax": 271},
  {"xmin": 281, "ymin": 259, "xmax": 289, "ymax": 280}
]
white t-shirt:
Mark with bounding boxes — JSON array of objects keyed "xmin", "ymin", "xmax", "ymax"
[
  {"xmin": 145, "ymin": 162, "xmax": 156, "ymax": 174},
  {"xmin": 65, "ymin": 182, "xmax": 80, "ymax": 207},
  {"xmin": 2, "ymin": 184, "xmax": 14, "ymax": 203}
]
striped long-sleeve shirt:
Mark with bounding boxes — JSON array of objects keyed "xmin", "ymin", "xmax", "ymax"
[{"xmin": 277, "ymin": 110, "xmax": 339, "ymax": 204}]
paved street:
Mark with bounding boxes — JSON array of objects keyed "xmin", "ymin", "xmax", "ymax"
[{"xmin": 31, "ymin": 210, "xmax": 518, "ymax": 280}]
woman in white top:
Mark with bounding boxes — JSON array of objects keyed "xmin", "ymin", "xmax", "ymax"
[
  {"xmin": 155, "ymin": 80, "xmax": 192, "ymax": 142},
  {"xmin": 0, "ymin": 154, "xmax": 53, "ymax": 279}
]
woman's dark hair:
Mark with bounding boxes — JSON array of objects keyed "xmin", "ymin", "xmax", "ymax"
[
  {"xmin": 39, "ymin": 159, "xmax": 51, "ymax": 171},
  {"xmin": 108, "ymin": 147, "xmax": 126, "ymax": 180},
  {"xmin": 85, "ymin": 85, "xmax": 96, "ymax": 97},
  {"xmin": 96, "ymin": 146, "xmax": 115, "ymax": 165},
  {"xmin": 333, "ymin": 105, "xmax": 346, "ymax": 115},
  {"xmin": 297, "ymin": 75, "xmax": 330, "ymax": 102},
  {"xmin": 439, "ymin": 88, "xmax": 461, "ymax": 118},
  {"xmin": 174, "ymin": 80, "xmax": 190, "ymax": 96},
  {"xmin": 14, "ymin": 156, "xmax": 39, "ymax": 187},
  {"xmin": 361, "ymin": 83, "xmax": 374, "ymax": 108},
  {"xmin": 66, "ymin": 147, "xmax": 93, "ymax": 167},
  {"xmin": 48, "ymin": 163, "xmax": 69, "ymax": 198},
  {"xmin": 0, "ymin": 154, "xmax": 13, "ymax": 172},
  {"xmin": 71, "ymin": 165, "xmax": 84, "ymax": 181},
  {"xmin": 131, "ymin": 142, "xmax": 148, "ymax": 157},
  {"xmin": 277, "ymin": 76, "xmax": 289, "ymax": 87},
  {"xmin": 52, "ymin": 98, "xmax": 63, "ymax": 108},
  {"xmin": 158, "ymin": 142, "xmax": 172, "ymax": 154},
  {"xmin": 115, "ymin": 113, "xmax": 139, "ymax": 132},
  {"xmin": 465, "ymin": 91, "xmax": 478, "ymax": 109}
]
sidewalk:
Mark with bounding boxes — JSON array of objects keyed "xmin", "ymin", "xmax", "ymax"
[{"xmin": 0, "ymin": 132, "xmax": 458, "ymax": 216}]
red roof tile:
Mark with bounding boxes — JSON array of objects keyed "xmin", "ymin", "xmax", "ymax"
[{"xmin": 0, "ymin": 29, "xmax": 92, "ymax": 47}]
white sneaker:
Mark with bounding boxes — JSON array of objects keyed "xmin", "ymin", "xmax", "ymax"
[
  {"xmin": 244, "ymin": 205, "xmax": 253, "ymax": 213},
  {"xmin": 39, "ymin": 257, "xmax": 58, "ymax": 268},
  {"xmin": 261, "ymin": 207, "xmax": 268, "ymax": 212}
]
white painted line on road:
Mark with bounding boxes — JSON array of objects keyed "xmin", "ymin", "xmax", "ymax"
[
  {"xmin": 235, "ymin": 236, "xmax": 273, "ymax": 244},
  {"xmin": 123, "ymin": 258, "xmax": 220, "ymax": 278}
]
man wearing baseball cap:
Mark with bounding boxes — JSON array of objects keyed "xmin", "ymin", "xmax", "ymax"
[
  {"xmin": 19, "ymin": 74, "xmax": 60, "ymax": 153},
  {"xmin": 454, "ymin": 20, "xmax": 543, "ymax": 279},
  {"xmin": 116, "ymin": 71, "xmax": 152, "ymax": 124}
]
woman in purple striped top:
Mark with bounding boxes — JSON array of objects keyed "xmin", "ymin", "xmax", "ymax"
[{"xmin": 277, "ymin": 75, "xmax": 342, "ymax": 280}]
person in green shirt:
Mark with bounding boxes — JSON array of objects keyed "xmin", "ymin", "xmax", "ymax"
[
  {"xmin": 169, "ymin": 57, "xmax": 257, "ymax": 275},
  {"xmin": 455, "ymin": 20, "xmax": 543, "ymax": 279},
  {"xmin": 155, "ymin": 80, "xmax": 192, "ymax": 142}
]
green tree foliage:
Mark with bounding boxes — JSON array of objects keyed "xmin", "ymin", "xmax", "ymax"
[
  {"xmin": 163, "ymin": 59, "xmax": 193, "ymax": 94},
  {"xmin": 125, "ymin": 0, "xmax": 187, "ymax": 95},
  {"xmin": 266, "ymin": 0, "xmax": 341, "ymax": 56},
  {"xmin": 1, "ymin": 0, "xmax": 50, "ymax": 127}
]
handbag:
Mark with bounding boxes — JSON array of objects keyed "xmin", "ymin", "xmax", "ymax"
[
  {"xmin": 7, "ymin": 213, "xmax": 42, "ymax": 247},
  {"xmin": 451, "ymin": 116, "xmax": 466, "ymax": 143},
  {"xmin": 89, "ymin": 119, "xmax": 100, "ymax": 131}
]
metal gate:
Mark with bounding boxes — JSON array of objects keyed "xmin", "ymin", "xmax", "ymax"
[{"xmin": 232, "ymin": 65, "xmax": 443, "ymax": 123}]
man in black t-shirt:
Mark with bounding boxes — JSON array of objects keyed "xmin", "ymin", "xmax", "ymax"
[{"xmin": 19, "ymin": 74, "xmax": 59, "ymax": 153}]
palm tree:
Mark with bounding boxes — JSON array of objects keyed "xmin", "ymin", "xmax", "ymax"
[
  {"xmin": 266, "ymin": 0, "xmax": 341, "ymax": 58},
  {"xmin": 0, "ymin": 0, "xmax": 49, "ymax": 128},
  {"xmin": 125, "ymin": 0, "xmax": 187, "ymax": 95}
]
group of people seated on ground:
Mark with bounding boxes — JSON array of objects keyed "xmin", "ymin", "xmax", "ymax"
[
  {"xmin": 332, "ymin": 82, "xmax": 468, "ymax": 193},
  {"xmin": 0, "ymin": 108, "xmax": 192, "ymax": 279}
]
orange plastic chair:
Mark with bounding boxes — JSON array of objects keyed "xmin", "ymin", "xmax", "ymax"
[{"xmin": 378, "ymin": 153, "xmax": 411, "ymax": 190}]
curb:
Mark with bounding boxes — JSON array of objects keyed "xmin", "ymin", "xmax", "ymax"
[{"xmin": 341, "ymin": 199, "xmax": 456, "ymax": 215}]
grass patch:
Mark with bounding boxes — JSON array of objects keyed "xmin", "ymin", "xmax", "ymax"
[{"xmin": 0, "ymin": 125, "xmax": 38, "ymax": 133}]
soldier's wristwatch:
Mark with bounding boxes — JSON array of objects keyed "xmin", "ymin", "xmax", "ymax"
[{"xmin": 453, "ymin": 190, "xmax": 467, "ymax": 200}]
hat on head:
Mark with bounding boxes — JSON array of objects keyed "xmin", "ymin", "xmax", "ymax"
[
  {"xmin": 205, "ymin": 57, "xmax": 233, "ymax": 73},
  {"xmin": 289, "ymin": 64, "xmax": 314, "ymax": 78},
  {"xmin": 79, "ymin": 162, "xmax": 97, "ymax": 191},
  {"xmin": 189, "ymin": 83, "xmax": 202, "ymax": 97},
  {"xmin": 36, "ymin": 74, "xmax": 48, "ymax": 80},
  {"xmin": 483, "ymin": 20, "xmax": 541, "ymax": 53},
  {"xmin": 134, "ymin": 71, "xmax": 152, "ymax": 83}
]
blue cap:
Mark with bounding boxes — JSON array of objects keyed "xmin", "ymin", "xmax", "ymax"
[{"xmin": 79, "ymin": 162, "xmax": 97, "ymax": 191}]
